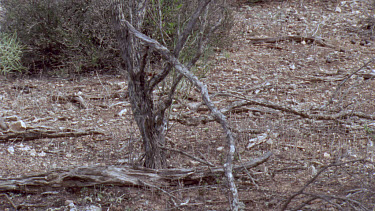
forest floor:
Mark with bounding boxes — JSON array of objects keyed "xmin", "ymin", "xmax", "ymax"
[{"xmin": 1, "ymin": 0, "xmax": 375, "ymax": 210}]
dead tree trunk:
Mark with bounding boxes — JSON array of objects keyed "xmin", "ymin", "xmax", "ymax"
[
  {"xmin": 128, "ymin": 78, "xmax": 167, "ymax": 169},
  {"xmin": 111, "ymin": 0, "xmax": 214, "ymax": 169},
  {"xmin": 111, "ymin": 0, "xmax": 166, "ymax": 169}
]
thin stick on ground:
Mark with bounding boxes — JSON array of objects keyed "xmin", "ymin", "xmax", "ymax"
[
  {"xmin": 328, "ymin": 56, "xmax": 375, "ymax": 104},
  {"xmin": 0, "ymin": 193, "xmax": 17, "ymax": 209},
  {"xmin": 303, "ymin": 193, "xmax": 368, "ymax": 211},
  {"xmin": 281, "ymin": 159, "xmax": 368, "ymax": 211},
  {"xmin": 160, "ymin": 146, "xmax": 215, "ymax": 167}
]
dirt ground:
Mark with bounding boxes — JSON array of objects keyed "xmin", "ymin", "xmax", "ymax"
[{"xmin": 1, "ymin": 0, "xmax": 375, "ymax": 210}]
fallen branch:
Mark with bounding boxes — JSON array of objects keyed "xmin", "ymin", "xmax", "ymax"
[
  {"xmin": 160, "ymin": 146, "xmax": 215, "ymax": 167},
  {"xmin": 172, "ymin": 97, "xmax": 375, "ymax": 126},
  {"xmin": 0, "ymin": 152, "xmax": 272, "ymax": 192},
  {"xmin": 248, "ymin": 35, "xmax": 345, "ymax": 52},
  {"xmin": 328, "ymin": 56, "xmax": 375, "ymax": 104},
  {"xmin": 0, "ymin": 128, "xmax": 104, "ymax": 142},
  {"xmin": 302, "ymin": 192, "xmax": 368, "ymax": 211},
  {"xmin": 281, "ymin": 159, "xmax": 368, "ymax": 211},
  {"xmin": 0, "ymin": 193, "xmax": 17, "ymax": 209}
]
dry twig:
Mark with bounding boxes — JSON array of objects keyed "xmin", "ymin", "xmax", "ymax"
[
  {"xmin": 328, "ymin": 56, "xmax": 375, "ymax": 104},
  {"xmin": 160, "ymin": 146, "xmax": 215, "ymax": 167},
  {"xmin": 281, "ymin": 159, "xmax": 368, "ymax": 211},
  {"xmin": 0, "ymin": 193, "xmax": 17, "ymax": 209}
]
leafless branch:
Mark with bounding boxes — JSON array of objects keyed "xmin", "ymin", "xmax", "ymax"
[
  {"xmin": 281, "ymin": 159, "xmax": 368, "ymax": 211},
  {"xmin": 160, "ymin": 146, "xmax": 215, "ymax": 167},
  {"xmin": 0, "ymin": 193, "xmax": 17, "ymax": 209},
  {"xmin": 148, "ymin": 0, "xmax": 212, "ymax": 90},
  {"xmin": 328, "ymin": 56, "xmax": 375, "ymax": 104},
  {"xmin": 302, "ymin": 192, "xmax": 369, "ymax": 211},
  {"xmin": 290, "ymin": 196, "xmax": 319, "ymax": 211},
  {"xmin": 154, "ymin": 4, "xmax": 226, "ymax": 119},
  {"xmin": 118, "ymin": 17, "xmax": 242, "ymax": 211}
]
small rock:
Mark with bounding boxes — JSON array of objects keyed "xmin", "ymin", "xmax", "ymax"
[
  {"xmin": 38, "ymin": 151, "xmax": 46, "ymax": 157},
  {"xmin": 187, "ymin": 102, "xmax": 202, "ymax": 110},
  {"xmin": 217, "ymin": 146, "xmax": 224, "ymax": 151},
  {"xmin": 116, "ymin": 108, "xmax": 127, "ymax": 117},
  {"xmin": 9, "ymin": 120, "xmax": 27, "ymax": 132},
  {"xmin": 189, "ymin": 160, "xmax": 199, "ymax": 166},
  {"xmin": 0, "ymin": 117, "xmax": 8, "ymax": 131},
  {"xmin": 65, "ymin": 200, "xmax": 74, "ymax": 206},
  {"xmin": 29, "ymin": 149, "xmax": 36, "ymax": 156},
  {"xmin": 116, "ymin": 82, "xmax": 127, "ymax": 90},
  {"xmin": 18, "ymin": 145, "xmax": 32, "ymax": 151},
  {"xmin": 309, "ymin": 165, "xmax": 317, "ymax": 176},
  {"xmin": 82, "ymin": 205, "xmax": 102, "ymax": 211},
  {"xmin": 7, "ymin": 146, "xmax": 14, "ymax": 155}
]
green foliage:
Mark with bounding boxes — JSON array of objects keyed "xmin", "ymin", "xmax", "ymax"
[
  {"xmin": 0, "ymin": 32, "xmax": 26, "ymax": 74},
  {"xmin": 0, "ymin": 0, "xmax": 120, "ymax": 75},
  {"xmin": 0, "ymin": 0, "xmax": 232, "ymax": 76},
  {"xmin": 146, "ymin": 0, "xmax": 232, "ymax": 60},
  {"xmin": 146, "ymin": 0, "xmax": 233, "ymax": 102},
  {"xmin": 364, "ymin": 124, "xmax": 375, "ymax": 142}
]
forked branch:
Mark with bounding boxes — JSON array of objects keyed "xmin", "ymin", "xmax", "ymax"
[{"xmin": 117, "ymin": 16, "xmax": 242, "ymax": 211}]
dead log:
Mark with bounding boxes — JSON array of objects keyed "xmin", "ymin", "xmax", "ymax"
[
  {"xmin": 0, "ymin": 152, "xmax": 272, "ymax": 192},
  {"xmin": 0, "ymin": 128, "xmax": 104, "ymax": 142}
]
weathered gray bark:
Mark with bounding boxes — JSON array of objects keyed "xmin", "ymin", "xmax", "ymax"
[
  {"xmin": 0, "ymin": 152, "xmax": 273, "ymax": 192},
  {"xmin": 111, "ymin": 0, "xmax": 214, "ymax": 169},
  {"xmin": 111, "ymin": 1, "xmax": 242, "ymax": 209},
  {"xmin": 113, "ymin": 11, "xmax": 244, "ymax": 211},
  {"xmin": 111, "ymin": 0, "xmax": 167, "ymax": 169}
]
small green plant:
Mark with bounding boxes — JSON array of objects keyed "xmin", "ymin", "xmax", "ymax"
[
  {"xmin": 364, "ymin": 124, "xmax": 375, "ymax": 142},
  {"xmin": 0, "ymin": 32, "xmax": 25, "ymax": 74}
]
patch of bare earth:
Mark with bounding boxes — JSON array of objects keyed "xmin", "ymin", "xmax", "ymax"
[{"xmin": 1, "ymin": 0, "xmax": 375, "ymax": 210}]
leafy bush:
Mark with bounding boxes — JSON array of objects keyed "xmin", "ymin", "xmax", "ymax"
[
  {"xmin": 0, "ymin": 0, "xmax": 232, "ymax": 75},
  {"xmin": 145, "ymin": 0, "xmax": 232, "ymax": 61},
  {"xmin": 0, "ymin": 0, "xmax": 120, "ymax": 75},
  {"xmin": 0, "ymin": 32, "xmax": 25, "ymax": 74}
]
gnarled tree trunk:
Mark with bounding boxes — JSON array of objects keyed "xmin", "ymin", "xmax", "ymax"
[
  {"xmin": 128, "ymin": 78, "xmax": 166, "ymax": 169},
  {"xmin": 111, "ymin": 0, "xmax": 166, "ymax": 169}
]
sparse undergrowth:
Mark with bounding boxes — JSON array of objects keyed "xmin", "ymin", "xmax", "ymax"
[
  {"xmin": 0, "ymin": 0, "xmax": 375, "ymax": 210},
  {"xmin": 0, "ymin": 32, "xmax": 25, "ymax": 74}
]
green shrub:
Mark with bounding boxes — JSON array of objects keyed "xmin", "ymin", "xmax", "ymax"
[
  {"xmin": 0, "ymin": 0, "xmax": 232, "ymax": 76},
  {"xmin": 0, "ymin": 32, "xmax": 25, "ymax": 74},
  {"xmin": 0, "ymin": 0, "xmax": 120, "ymax": 75}
]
